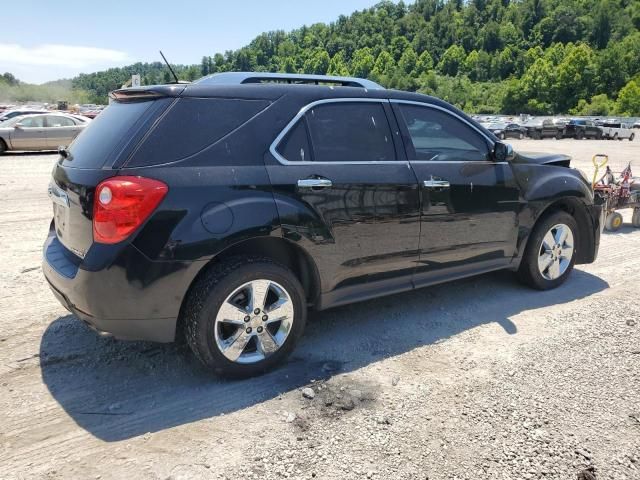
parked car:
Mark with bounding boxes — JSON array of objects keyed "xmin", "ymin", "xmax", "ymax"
[
  {"xmin": 487, "ymin": 122, "xmax": 526, "ymax": 140},
  {"xmin": 600, "ymin": 121, "xmax": 635, "ymax": 141},
  {"xmin": 0, "ymin": 108, "xmax": 49, "ymax": 123},
  {"xmin": 0, "ymin": 113, "xmax": 88, "ymax": 153},
  {"xmin": 43, "ymin": 72, "xmax": 604, "ymax": 377},
  {"xmin": 563, "ymin": 119, "xmax": 602, "ymax": 139},
  {"xmin": 525, "ymin": 118, "xmax": 564, "ymax": 139}
]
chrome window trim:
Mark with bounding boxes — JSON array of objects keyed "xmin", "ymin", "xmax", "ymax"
[
  {"xmin": 389, "ymin": 99, "xmax": 495, "ymax": 146},
  {"xmin": 269, "ymin": 98, "xmax": 404, "ymax": 166}
]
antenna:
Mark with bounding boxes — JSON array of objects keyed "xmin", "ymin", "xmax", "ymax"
[{"xmin": 159, "ymin": 50, "xmax": 179, "ymax": 83}]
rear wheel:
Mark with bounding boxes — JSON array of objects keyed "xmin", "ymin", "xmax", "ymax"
[
  {"xmin": 0, "ymin": 139, "xmax": 6, "ymax": 155},
  {"xmin": 555, "ymin": 131, "xmax": 563, "ymax": 140},
  {"xmin": 630, "ymin": 133, "xmax": 635, "ymax": 142},
  {"xmin": 518, "ymin": 132, "xmax": 524, "ymax": 140},
  {"xmin": 184, "ymin": 256, "xmax": 306, "ymax": 378},
  {"xmin": 632, "ymin": 209, "xmax": 640, "ymax": 228},
  {"xmin": 517, "ymin": 211, "xmax": 578, "ymax": 290},
  {"xmin": 576, "ymin": 131, "xmax": 584, "ymax": 140},
  {"xmin": 605, "ymin": 211, "xmax": 623, "ymax": 231},
  {"xmin": 613, "ymin": 133, "xmax": 619, "ymax": 141}
]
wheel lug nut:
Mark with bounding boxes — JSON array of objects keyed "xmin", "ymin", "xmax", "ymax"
[
  {"xmin": 244, "ymin": 316, "xmax": 251, "ymax": 322},
  {"xmin": 246, "ymin": 327, "xmax": 252, "ymax": 334},
  {"xmin": 254, "ymin": 308, "xmax": 260, "ymax": 315},
  {"xmin": 257, "ymin": 326, "xmax": 263, "ymax": 333},
  {"xmin": 262, "ymin": 315, "xmax": 268, "ymax": 321}
]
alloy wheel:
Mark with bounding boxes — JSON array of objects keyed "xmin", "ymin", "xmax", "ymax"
[
  {"xmin": 537, "ymin": 223, "xmax": 574, "ymax": 280},
  {"xmin": 214, "ymin": 279, "xmax": 294, "ymax": 364}
]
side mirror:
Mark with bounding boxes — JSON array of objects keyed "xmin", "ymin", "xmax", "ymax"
[
  {"xmin": 14, "ymin": 123, "xmax": 24, "ymax": 129},
  {"xmin": 493, "ymin": 141, "xmax": 514, "ymax": 162}
]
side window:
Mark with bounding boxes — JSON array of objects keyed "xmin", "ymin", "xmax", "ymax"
[
  {"xmin": 276, "ymin": 119, "xmax": 312, "ymax": 162},
  {"xmin": 398, "ymin": 105, "xmax": 489, "ymax": 162},
  {"xmin": 304, "ymin": 102, "xmax": 396, "ymax": 162},
  {"xmin": 19, "ymin": 115, "xmax": 45, "ymax": 128},
  {"xmin": 46, "ymin": 116, "xmax": 75, "ymax": 127}
]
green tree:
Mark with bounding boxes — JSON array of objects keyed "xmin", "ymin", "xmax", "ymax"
[
  {"xmin": 372, "ymin": 51, "xmax": 396, "ymax": 78},
  {"xmin": 302, "ymin": 49, "xmax": 330, "ymax": 75},
  {"xmin": 351, "ymin": 48, "xmax": 375, "ymax": 77},
  {"xmin": 415, "ymin": 50, "xmax": 434, "ymax": 75},
  {"xmin": 398, "ymin": 47, "xmax": 418, "ymax": 75},
  {"xmin": 616, "ymin": 80, "xmax": 640, "ymax": 116},
  {"xmin": 327, "ymin": 52, "xmax": 350, "ymax": 76},
  {"xmin": 438, "ymin": 44, "xmax": 466, "ymax": 76}
]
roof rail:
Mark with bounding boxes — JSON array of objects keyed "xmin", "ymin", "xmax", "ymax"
[{"xmin": 195, "ymin": 72, "xmax": 384, "ymax": 90}]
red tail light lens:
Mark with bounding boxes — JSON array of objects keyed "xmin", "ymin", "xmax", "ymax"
[{"xmin": 93, "ymin": 176, "xmax": 168, "ymax": 244}]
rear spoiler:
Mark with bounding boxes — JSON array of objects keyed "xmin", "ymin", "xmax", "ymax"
[{"xmin": 109, "ymin": 84, "xmax": 187, "ymax": 102}]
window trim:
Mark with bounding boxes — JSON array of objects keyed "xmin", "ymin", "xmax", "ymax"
[{"xmin": 270, "ymin": 98, "xmax": 403, "ymax": 165}]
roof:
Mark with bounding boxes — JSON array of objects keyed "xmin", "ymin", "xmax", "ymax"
[{"xmin": 195, "ymin": 72, "xmax": 384, "ymax": 90}]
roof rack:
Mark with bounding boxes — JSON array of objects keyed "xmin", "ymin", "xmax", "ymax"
[{"xmin": 195, "ymin": 72, "xmax": 384, "ymax": 90}]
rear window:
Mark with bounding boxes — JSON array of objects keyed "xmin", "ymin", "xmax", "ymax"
[
  {"xmin": 64, "ymin": 100, "xmax": 163, "ymax": 169},
  {"xmin": 126, "ymin": 97, "xmax": 271, "ymax": 167}
]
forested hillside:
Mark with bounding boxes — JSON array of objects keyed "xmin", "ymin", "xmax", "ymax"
[{"xmin": 69, "ymin": 0, "xmax": 640, "ymax": 115}]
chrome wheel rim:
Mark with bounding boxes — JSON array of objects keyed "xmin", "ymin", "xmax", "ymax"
[
  {"xmin": 538, "ymin": 223, "xmax": 574, "ymax": 280},
  {"xmin": 214, "ymin": 279, "xmax": 294, "ymax": 364}
]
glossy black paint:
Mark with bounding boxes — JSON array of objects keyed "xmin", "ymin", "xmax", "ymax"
[{"xmin": 43, "ymin": 82, "xmax": 603, "ymax": 343}]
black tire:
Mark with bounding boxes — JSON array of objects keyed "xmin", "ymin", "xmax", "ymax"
[
  {"xmin": 576, "ymin": 131, "xmax": 584, "ymax": 140},
  {"xmin": 613, "ymin": 133, "xmax": 619, "ymax": 141},
  {"xmin": 183, "ymin": 256, "xmax": 306, "ymax": 378},
  {"xmin": 629, "ymin": 133, "xmax": 635, "ymax": 142},
  {"xmin": 555, "ymin": 131, "xmax": 563, "ymax": 140},
  {"xmin": 632, "ymin": 208, "xmax": 640, "ymax": 228},
  {"xmin": 517, "ymin": 211, "xmax": 578, "ymax": 290},
  {"xmin": 0, "ymin": 139, "xmax": 6, "ymax": 155},
  {"xmin": 605, "ymin": 211, "xmax": 623, "ymax": 231}
]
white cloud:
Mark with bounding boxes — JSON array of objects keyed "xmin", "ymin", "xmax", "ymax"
[{"xmin": 0, "ymin": 43, "xmax": 130, "ymax": 69}]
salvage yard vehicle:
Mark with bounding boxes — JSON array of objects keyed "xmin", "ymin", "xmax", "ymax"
[
  {"xmin": 526, "ymin": 118, "xmax": 565, "ymax": 139},
  {"xmin": 43, "ymin": 72, "xmax": 604, "ymax": 377},
  {"xmin": 487, "ymin": 122, "xmax": 526, "ymax": 140},
  {"xmin": 0, "ymin": 113, "xmax": 89, "ymax": 154},
  {"xmin": 563, "ymin": 119, "xmax": 602, "ymax": 139},
  {"xmin": 0, "ymin": 107, "xmax": 48, "ymax": 123},
  {"xmin": 600, "ymin": 121, "xmax": 635, "ymax": 141}
]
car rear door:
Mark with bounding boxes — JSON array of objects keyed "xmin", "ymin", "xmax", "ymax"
[
  {"xmin": 266, "ymin": 99, "xmax": 421, "ymax": 302},
  {"xmin": 45, "ymin": 115, "xmax": 81, "ymax": 148},
  {"xmin": 390, "ymin": 101, "xmax": 521, "ymax": 286},
  {"xmin": 10, "ymin": 115, "xmax": 48, "ymax": 149}
]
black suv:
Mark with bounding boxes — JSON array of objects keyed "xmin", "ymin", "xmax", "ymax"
[
  {"xmin": 43, "ymin": 73, "xmax": 604, "ymax": 377},
  {"xmin": 563, "ymin": 119, "xmax": 602, "ymax": 139}
]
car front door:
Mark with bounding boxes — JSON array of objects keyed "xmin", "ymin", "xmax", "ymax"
[
  {"xmin": 45, "ymin": 115, "xmax": 81, "ymax": 148},
  {"xmin": 391, "ymin": 101, "xmax": 522, "ymax": 287},
  {"xmin": 10, "ymin": 115, "xmax": 47, "ymax": 150},
  {"xmin": 266, "ymin": 99, "xmax": 421, "ymax": 305}
]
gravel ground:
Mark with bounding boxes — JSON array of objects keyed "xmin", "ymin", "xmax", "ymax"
[{"xmin": 0, "ymin": 139, "xmax": 639, "ymax": 480}]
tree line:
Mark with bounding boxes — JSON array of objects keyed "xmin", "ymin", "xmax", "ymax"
[{"xmin": 12, "ymin": 0, "xmax": 640, "ymax": 115}]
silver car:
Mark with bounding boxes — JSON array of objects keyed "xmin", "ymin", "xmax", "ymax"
[{"xmin": 0, "ymin": 113, "xmax": 89, "ymax": 153}]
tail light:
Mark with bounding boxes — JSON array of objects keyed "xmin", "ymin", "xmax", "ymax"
[{"xmin": 93, "ymin": 176, "xmax": 168, "ymax": 244}]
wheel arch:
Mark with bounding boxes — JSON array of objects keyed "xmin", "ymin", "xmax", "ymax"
[
  {"xmin": 527, "ymin": 197, "xmax": 596, "ymax": 265},
  {"xmin": 175, "ymin": 235, "xmax": 321, "ymax": 341}
]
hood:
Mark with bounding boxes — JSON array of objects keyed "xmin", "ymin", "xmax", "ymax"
[{"xmin": 512, "ymin": 151, "xmax": 571, "ymax": 168}]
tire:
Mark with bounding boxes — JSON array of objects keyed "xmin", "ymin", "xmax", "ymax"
[
  {"xmin": 613, "ymin": 133, "xmax": 619, "ymax": 141},
  {"xmin": 183, "ymin": 256, "xmax": 306, "ymax": 378},
  {"xmin": 518, "ymin": 132, "xmax": 524, "ymax": 140},
  {"xmin": 630, "ymin": 133, "xmax": 635, "ymax": 142},
  {"xmin": 500, "ymin": 132, "xmax": 506, "ymax": 140},
  {"xmin": 605, "ymin": 211, "xmax": 623, "ymax": 231},
  {"xmin": 576, "ymin": 131, "xmax": 584, "ymax": 140},
  {"xmin": 632, "ymin": 208, "xmax": 640, "ymax": 228},
  {"xmin": 555, "ymin": 131, "xmax": 563, "ymax": 140},
  {"xmin": 0, "ymin": 139, "xmax": 6, "ymax": 155},
  {"xmin": 517, "ymin": 211, "xmax": 578, "ymax": 290}
]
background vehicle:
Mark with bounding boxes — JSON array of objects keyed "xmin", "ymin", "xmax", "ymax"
[
  {"xmin": 0, "ymin": 113, "xmax": 88, "ymax": 153},
  {"xmin": 563, "ymin": 119, "xmax": 602, "ymax": 139},
  {"xmin": 0, "ymin": 108, "xmax": 48, "ymax": 123},
  {"xmin": 42, "ymin": 73, "xmax": 603, "ymax": 377},
  {"xmin": 600, "ymin": 121, "xmax": 634, "ymax": 141},
  {"xmin": 487, "ymin": 122, "xmax": 526, "ymax": 139},
  {"xmin": 526, "ymin": 118, "xmax": 565, "ymax": 139}
]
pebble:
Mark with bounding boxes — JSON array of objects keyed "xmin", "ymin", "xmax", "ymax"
[{"xmin": 302, "ymin": 387, "xmax": 316, "ymax": 400}]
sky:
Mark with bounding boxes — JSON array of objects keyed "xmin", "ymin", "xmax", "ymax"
[{"xmin": 0, "ymin": 0, "xmax": 391, "ymax": 84}]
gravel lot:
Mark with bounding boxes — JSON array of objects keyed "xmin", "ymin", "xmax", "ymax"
[{"xmin": 1, "ymin": 139, "xmax": 639, "ymax": 480}]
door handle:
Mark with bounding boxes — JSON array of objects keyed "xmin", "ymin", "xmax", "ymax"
[
  {"xmin": 423, "ymin": 179, "xmax": 450, "ymax": 188},
  {"xmin": 297, "ymin": 178, "xmax": 333, "ymax": 189}
]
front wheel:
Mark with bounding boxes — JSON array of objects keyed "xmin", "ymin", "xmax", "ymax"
[
  {"xmin": 184, "ymin": 257, "xmax": 306, "ymax": 378},
  {"xmin": 518, "ymin": 132, "xmax": 524, "ymax": 140},
  {"xmin": 517, "ymin": 211, "xmax": 578, "ymax": 290},
  {"xmin": 0, "ymin": 140, "xmax": 6, "ymax": 155},
  {"xmin": 630, "ymin": 133, "xmax": 635, "ymax": 142},
  {"xmin": 632, "ymin": 209, "xmax": 640, "ymax": 228}
]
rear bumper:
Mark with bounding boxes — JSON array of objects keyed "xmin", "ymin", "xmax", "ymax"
[{"xmin": 43, "ymin": 226, "xmax": 202, "ymax": 342}]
